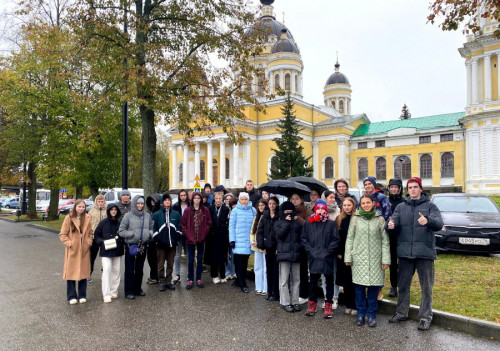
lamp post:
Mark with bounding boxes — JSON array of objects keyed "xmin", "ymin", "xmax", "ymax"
[
  {"xmin": 122, "ymin": 2, "xmax": 129, "ymax": 190},
  {"xmin": 21, "ymin": 163, "xmax": 27, "ymax": 215}
]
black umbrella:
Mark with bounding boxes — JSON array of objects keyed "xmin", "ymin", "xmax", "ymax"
[
  {"xmin": 288, "ymin": 176, "xmax": 329, "ymax": 195},
  {"xmin": 259, "ymin": 179, "xmax": 311, "ymax": 198}
]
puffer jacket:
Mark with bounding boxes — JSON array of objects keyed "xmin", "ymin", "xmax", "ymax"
[
  {"xmin": 274, "ymin": 207, "xmax": 302, "ymax": 262},
  {"xmin": 146, "ymin": 193, "xmax": 162, "ymax": 214},
  {"xmin": 256, "ymin": 209, "xmax": 279, "ymax": 250},
  {"xmin": 368, "ymin": 189, "xmax": 392, "ymax": 221},
  {"xmin": 152, "ymin": 204, "xmax": 182, "ymax": 248},
  {"xmin": 387, "ymin": 179, "xmax": 404, "ymax": 213},
  {"xmin": 94, "ymin": 204, "xmax": 125, "ymax": 257},
  {"xmin": 344, "ymin": 211, "xmax": 391, "ymax": 286},
  {"xmin": 390, "ymin": 193, "xmax": 443, "ymax": 260},
  {"xmin": 301, "ymin": 219, "xmax": 339, "ymax": 275},
  {"xmin": 88, "ymin": 196, "xmax": 107, "ymax": 231},
  {"xmin": 229, "ymin": 201, "xmax": 256, "ymax": 255},
  {"xmin": 118, "ymin": 195, "xmax": 153, "ymax": 245},
  {"xmin": 116, "ymin": 200, "xmax": 132, "ymax": 222}
]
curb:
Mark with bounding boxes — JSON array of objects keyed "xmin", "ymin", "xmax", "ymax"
[
  {"xmin": 378, "ymin": 299, "xmax": 500, "ymax": 340},
  {"xmin": 25, "ymin": 223, "xmax": 60, "ymax": 234}
]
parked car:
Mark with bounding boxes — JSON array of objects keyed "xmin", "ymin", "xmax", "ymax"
[
  {"xmin": 431, "ymin": 193, "xmax": 500, "ymax": 254},
  {"xmin": 1, "ymin": 198, "xmax": 20, "ymax": 209},
  {"xmin": 36, "ymin": 200, "xmax": 61, "ymax": 215},
  {"xmin": 104, "ymin": 188, "xmax": 144, "ymax": 206},
  {"xmin": 59, "ymin": 199, "xmax": 75, "ymax": 214}
]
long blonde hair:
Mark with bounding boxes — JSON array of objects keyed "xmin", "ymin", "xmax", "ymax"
[{"xmin": 335, "ymin": 197, "xmax": 357, "ymax": 230}]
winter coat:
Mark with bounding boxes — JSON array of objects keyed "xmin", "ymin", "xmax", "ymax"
[
  {"xmin": 344, "ymin": 211, "xmax": 391, "ymax": 286},
  {"xmin": 295, "ymin": 203, "xmax": 312, "ymax": 226},
  {"xmin": 256, "ymin": 209, "xmax": 279, "ymax": 250},
  {"xmin": 181, "ymin": 200, "xmax": 212, "ymax": 245},
  {"xmin": 390, "ymin": 193, "xmax": 443, "ymax": 260},
  {"xmin": 334, "ymin": 193, "xmax": 358, "ymax": 208},
  {"xmin": 301, "ymin": 219, "xmax": 339, "ymax": 275},
  {"xmin": 88, "ymin": 197, "xmax": 108, "ymax": 231},
  {"xmin": 205, "ymin": 204, "xmax": 230, "ymax": 265},
  {"xmin": 248, "ymin": 189, "xmax": 262, "ymax": 208},
  {"xmin": 172, "ymin": 200, "xmax": 190, "ymax": 218},
  {"xmin": 146, "ymin": 194, "xmax": 162, "ymax": 214},
  {"xmin": 94, "ymin": 204, "xmax": 125, "ymax": 257},
  {"xmin": 229, "ymin": 201, "xmax": 256, "ymax": 255},
  {"xmin": 387, "ymin": 179, "xmax": 404, "ymax": 213},
  {"xmin": 368, "ymin": 189, "xmax": 392, "ymax": 221},
  {"xmin": 335, "ymin": 214, "xmax": 352, "ymax": 286},
  {"xmin": 59, "ymin": 213, "xmax": 93, "ymax": 281},
  {"xmin": 116, "ymin": 200, "xmax": 132, "ymax": 222},
  {"xmin": 118, "ymin": 195, "xmax": 153, "ymax": 245},
  {"xmin": 274, "ymin": 207, "xmax": 302, "ymax": 262},
  {"xmin": 152, "ymin": 206, "xmax": 182, "ymax": 248},
  {"xmin": 250, "ymin": 214, "xmax": 265, "ymax": 253}
]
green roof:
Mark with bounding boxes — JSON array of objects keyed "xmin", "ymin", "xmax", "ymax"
[{"xmin": 352, "ymin": 112, "xmax": 466, "ymax": 137}]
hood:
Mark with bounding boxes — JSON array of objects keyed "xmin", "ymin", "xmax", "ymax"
[
  {"xmin": 106, "ymin": 203, "xmax": 121, "ymax": 220},
  {"xmin": 280, "ymin": 201, "xmax": 296, "ymax": 218},
  {"xmin": 236, "ymin": 201, "xmax": 253, "ymax": 210},
  {"xmin": 320, "ymin": 192, "xmax": 338, "ymax": 212},
  {"xmin": 93, "ymin": 194, "xmax": 107, "ymax": 209},
  {"xmin": 131, "ymin": 195, "xmax": 145, "ymax": 217},
  {"xmin": 146, "ymin": 193, "xmax": 162, "ymax": 213},
  {"xmin": 190, "ymin": 192, "xmax": 204, "ymax": 206},
  {"xmin": 388, "ymin": 178, "xmax": 403, "ymax": 199},
  {"xmin": 441, "ymin": 211, "xmax": 500, "ymax": 228},
  {"xmin": 403, "ymin": 193, "xmax": 430, "ymax": 206}
]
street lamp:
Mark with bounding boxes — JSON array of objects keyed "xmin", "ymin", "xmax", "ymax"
[{"xmin": 122, "ymin": 1, "xmax": 129, "ymax": 190}]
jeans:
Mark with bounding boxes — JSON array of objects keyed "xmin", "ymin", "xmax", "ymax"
[
  {"xmin": 174, "ymin": 243, "xmax": 182, "ymax": 277},
  {"xmin": 186, "ymin": 243, "xmax": 205, "ymax": 282},
  {"xmin": 124, "ymin": 248, "xmax": 147, "ymax": 296},
  {"xmin": 279, "ymin": 261, "xmax": 300, "ymax": 306},
  {"xmin": 67, "ymin": 279, "xmax": 87, "ymax": 301},
  {"xmin": 309, "ymin": 273, "xmax": 333, "ymax": 303},
  {"xmin": 234, "ymin": 254, "xmax": 250, "ymax": 288},
  {"xmin": 101, "ymin": 256, "xmax": 121, "ymax": 299},
  {"xmin": 254, "ymin": 251, "xmax": 267, "ymax": 293},
  {"xmin": 265, "ymin": 249, "xmax": 280, "ymax": 299},
  {"xmin": 322, "ymin": 257, "xmax": 339, "ymax": 299},
  {"xmin": 157, "ymin": 246, "xmax": 176, "ymax": 285},
  {"xmin": 225, "ymin": 247, "xmax": 236, "ymax": 277},
  {"xmin": 354, "ymin": 284, "xmax": 380, "ymax": 318},
  {"xmin": 396, "ymin": 258, "xmax": 434, "ymax": 322}
]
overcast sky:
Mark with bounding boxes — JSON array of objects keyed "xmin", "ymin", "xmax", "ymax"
[{"xmin": 266, "ymin": 0, "xmax": 467, "ymax": 122}]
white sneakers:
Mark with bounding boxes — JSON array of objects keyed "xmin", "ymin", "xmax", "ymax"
[
  {"xmin": 213, "ymin": 277, "xmax": 221, "ymax": 284},
  {"xmin": 103, "ymin": 296, "xmax": 112, "ymax": 303},
  {"xmin": 111, "ymin": 295, "xmax": 118, "ymax": 299},
  {"xmin": 79, "ymin": 298, "xmax": 86, "ymax": 304},
  {"xmin": 220, "ymin": 278, "xmax": 227, "ymax": 283},
  {"xmin": 298, "ymin": 297, "xmax": 308, "ymax": 305},
  {"xmin": 69, "ymin": 299, "xmax": 77, "ymax": 305},
  {"xmin": 332, "ymin": 298, "xmax": 338, "ymax": 309}
]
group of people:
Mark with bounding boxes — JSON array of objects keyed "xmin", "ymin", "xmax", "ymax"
[{"xmin": 59, "ymin": 176, "xmax": 442, "ymax": 330}]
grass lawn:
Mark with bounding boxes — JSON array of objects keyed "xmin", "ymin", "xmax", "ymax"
[
  {"xmin": 491, "ymin": 197, "xmax": 500, "ymax": 208},
  {"xmin": 35, "ymin": 215, "xmax": 66, "ymax": 230},
  {"xmin": 384, "ymin": 253, "xmax": 500, "ymax": 322}
]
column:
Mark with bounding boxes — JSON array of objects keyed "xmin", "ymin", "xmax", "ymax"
[
  {"xmin": 194, "ymin": 142, "xmax": 200, "ymax": 179},
  {"xmin": 484, "ymin": 54, "xmax": 492, "ymax": 101},
  {"xmin": 337, "ymin": 138, "xmax": 347, "ymax": 180},
  {"xmin": 170, "ymin": 145, "xmax": 178, "ymax": 188},
  {"xmin": 219, "ymin": 139, "xmax": 226, "ymax": 186},
  {"xmin": 233, "ymin": 143, "xmax": 240, "ymax": 186},
  {"xmin": 466, "ymin": 61, "xmax": 472, "ymax": 106},
  {"xmin": 497, "ymin": 53, "xmax": 500, "ymax": 100},
  {"xmin": 182, "ymin": 144, "xmax": 188, "ymax": 188},
  {"xmin": 280, "ymin": 69, "xmax": 284, "ymax": 90},
  {"xmin": 312, "ymin": 141, "xmax": 319, "ymax": 180},
  {"xmin": 206, "ymin": 140, "xmax": 213, "ymax": 185},
  {"xmin": 472, "ymin": 58, "xmax": 479, "ymax": 103},
  {"xmin": 243, "ymin": 140, "xmax": 251, "ymax": 182}
]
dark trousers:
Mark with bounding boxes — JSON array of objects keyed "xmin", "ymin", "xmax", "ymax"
[
  {"xmin": 124, "ymin": 248, "xmax": 147, "ymax": 296},
  {"xmin": 389, "ymin": 235, "xmax": 398, "ymax": 288},
  {"xmin": 265, "ymin": 249, "xmax": 280, "ymax": 299},
  {"xmin": 299, "ymin": 249, "xmax": 309, "ymax": 299},
  {"xmin": 186, "ymin": 243, "xmax": 205, "ymax": 282},
  {"xmin": 90, "ymin": 241, "xmax": 100, "ymax": 275},
  {"xmin": 210, "ymin": 263, "xmax": 226, "ymax": 279},
  {"xmin": 354, "ymin": 284, "xmax": 380, "ymax": 318},
  {"xmin": 157, "ymin": 246, "xmax": 176, "ymax": 285},
  {"xmin": 234, "ymin": 254, "xmax": 250, "ymax": 288},
  {"xmin": 343, "ymin": 267, "xmax": 356, "ymax": 310},
  {"xmin": 67, "ymin": 279, "xmax": 87, "ymax": 300},
  {"xmin": 147, "ymin": 241, "xmax": 158, "ymax": 281},
  {"xmin": 309, "ymin": 273, "xmax": 333, "ymax": 303},
  {"xmin": 397, "ymin": 258, "xmax": 434, "ymax": 322}
]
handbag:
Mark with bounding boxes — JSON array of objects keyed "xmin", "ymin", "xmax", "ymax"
[
  {"xmin": 104, "ymin": 238, "xmax": 117, "ymax": 250},
  {"xmin": 129, "ymin": 215, "xmax": 145, "ymax": 256}
]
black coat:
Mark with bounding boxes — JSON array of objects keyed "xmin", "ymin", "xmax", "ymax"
[
  {"xmin": 274, "ymin": 208, "xmax": 302, "ymax": 262},
  {"xmin": 334, "ymin": 193, "xmax": 358, "ymax": 208},
  {"xmin": 205, "ymin": 204, "xmax": 230, "ymax": 265},
  {"xmin": 94, "ymin": 204, "xmax": 125, "ymax": 257},
  {"xmin": 248, "ymin": 189, "xmax": 262, "ymax": 208},
  {"xmin": 335, "ymin": 215, "xmax": 352, "ymax": 286},
  {"xmin": 172, "ymin": 200, "xmax": 190, "ymax": 218},
  {"xmin": 256, "ymin": 210, "xmax": 279, "ymax": 250},
  {"xmin": 301, "ymin": 219, "xmax": 339, "ymax": 275}
]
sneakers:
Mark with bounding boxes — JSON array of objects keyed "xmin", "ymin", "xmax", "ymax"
[
  {"xmin": 298, "ymin": 297, "xmax": 308, "ymax": 305},
  {"xmin": 284, "ymin": 305, "xmax": 294, "ymax": 313},
  {"xmin": 172, "ymin": 275, "xmax": 181, "ymax": 285},
  {"xmin": 87, "ymin": 278, "xmax": 93, "ymax": 283},
  {"xmin": 186, "ymin": 281, "xmax": 194, "ymax": 289},
  {"xmin": 305, "ymin": 301, "xmax": 317, "ymax": 316},
  {"xmin": 321, "ymin": 302, "xmax": 325, "ymax": 309},
  {"xmin": 159, "ymin": 284, "xmax": 167, "ymax": 292},
  {"xmin": 111, "ymin": 295, "xmax": 118, "ymax": 299},
  {"xmin": 389, "ymin": 287, "xmax": 398, "ymax": 297},
  {"xmin": 356, "ymin": 316, "xmax": 365, "ymax": 326},
  {"xmin": 345, "ymin": 308, "xmax": 352, "ymax": 315},
  {"xmin": 255, "ymin": 290, "xmax": 262, "ymax": 295},
  {"xmin": 389, "ymin": 313, "xmax": 409, "ymax": 323},
  {"xmin": 103, "ymin": 296, "xmax": 112, "ymax": 303},
  {"xmin": 220, "ymin": 278, "xmax": 227, "ymax": 284},
  {"xmin": 241, "ymin": 287, "xmax": 249, "ymax": 293},
  {"xmin": 260, "ymin": 291, "xmax": 267, "ymax": 296},
  {"xmin": 213, "ymin": 277, "xmax": 221, "ymax": 284},
  {"xmin": 323, "ymin": 302, "xmax": 333, "ymax": 319},
  {"xmin": 69, "ymin": 299, "xmax": 78, "ymax": 305},
  {"xmin": 293, "ymin": 304, "xmax": 301, "ymax": 312},
  {"xmin": 147, "ymin": 278, "xmax": 158, "ymax": 285},
  {"xmin": 418, "ymin": 320, "xmax": 431, "ymax": 331},
  {"xmin": 332, "ymin": 298, "xmax": 338, "ymax": 310},
  {"xmin": 367, "ymin": 317, "xmax": 377, "ymax": 327},
  {"xmin": 78, "ymin": 298, "xmax": 86, "ymax": 304},
  {"xmin": 351, "ymin": 310, "xmax": 357, "ymax": 316},
  {"xmin": 377, "ymin": 289, "xmax": 384, "ymax": 301},
  {"xmin": 196, "ymin": 280, "xmax": 204, "ymax": 288}
]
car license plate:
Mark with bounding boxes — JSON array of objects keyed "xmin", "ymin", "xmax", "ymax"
[{"xmin": 458, "ymin": 237, "xmax": 490, "ymax": 246}]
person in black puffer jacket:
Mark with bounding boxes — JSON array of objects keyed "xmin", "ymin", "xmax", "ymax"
[
  {"xmin": 94, "ymin": 204, "xmax": 125, "ymax": 303},
  {"xmin": 386, "ymin": 178, "xmax": 404, "ymax": 297},
  {"xmin": 274, "ymin": 201, "xmax": 303, "ymax": 313}
]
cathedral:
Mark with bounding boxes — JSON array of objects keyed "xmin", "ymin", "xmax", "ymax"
[{"xmin": 167, "ymin": 0, "xmax": 500, "ymax": 195}]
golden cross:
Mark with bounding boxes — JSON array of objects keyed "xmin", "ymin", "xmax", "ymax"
[{"xmin": 282, "ymin": 11, "xmax": 285, "ymax": 24}]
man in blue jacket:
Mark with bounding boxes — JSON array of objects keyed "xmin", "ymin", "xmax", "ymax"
[
  {"xmin": 387, "ymin": 177, "xmax": 443, "ymax": 331},
  {"xmin": 363, "ymin": 176, "xmax": 391, "ymax": 221}
]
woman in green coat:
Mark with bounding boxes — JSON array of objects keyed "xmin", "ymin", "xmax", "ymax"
[{"xmin": 344, "ymin": 195, "xmax": 390, "ymax": 328}]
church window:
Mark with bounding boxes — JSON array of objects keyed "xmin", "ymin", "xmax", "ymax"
[
  {"xmin": 339, "ymin": 100, "xmax": 344, "ymax": 113},
  {"xmin": 419, "ymin": 136, "xmax": 431, "ymax": 144},
  {"xmin": 225, "ymin": 158, "xmax": 230, "ymax": 179},
  {"xmin": 332, "ymin": 101, "xmax": 336, "ymax": 109},
  {"xmin": 394, "ymin": 155, "xmax": 411, "ymax": 179},
  {"xmin": 358, "ymin": 158, "xmax": 368, "ymax": 180},
  {"xmin": 441, "ymin": 152, "xmax": 454, "ymax": 177},
  {"xmin": 440, "ymin": 133, "xmax": 453, "ymax": 142},
  {"xmin": 270, "ymin": 155, "xmax": 278, "ymax": 174},
  {"xmin": 375, "ymin": 140, "xmax": 385, "ymax": 147},
  {"xmin": 324, "ymin": 157, "xmax": 334, "ymax": 179},
  {"xmin": 275, "ymin": 74, "xmax": 280, "ymax": 92},
  {"xmin": 420, "ymin": 154, "xmax": 432, "ymax": 179},
  {"xmin": 376, "ymin": 157, "xmax": 386, "ymax": 180},
  {"xmin": 285, "ymin": 73, "xmax": 291, "ymax": 90},
  {"xmin": 200, "ymin": 160, "xmax": 205, "ymax": 180}
]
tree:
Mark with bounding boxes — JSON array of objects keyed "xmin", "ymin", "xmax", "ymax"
[
  {"xmin": 269, "ymin": 93, "xmax": 313, "ymax": 180},
  {"xmin": 400, "ymin": 103, "xmax": 411, "ymax": 120}
]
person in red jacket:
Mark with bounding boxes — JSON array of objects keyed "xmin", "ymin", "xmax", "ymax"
[{"xmin": 181, "ymin": 192, "xmax": 212, "ymax": 289}]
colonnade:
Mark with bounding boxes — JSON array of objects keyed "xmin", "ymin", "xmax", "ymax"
[{"xmin": 466, "ymin": 52, "xmax": 500, "ymax": 105}]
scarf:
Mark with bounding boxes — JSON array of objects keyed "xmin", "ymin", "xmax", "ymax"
[
  {"xmin": 359, "ymin": 208, "xmax": 376, "ymax": 219},
  {"xmin": 308, "ymin": 211, "xmax": 329, "ymax": 223}
]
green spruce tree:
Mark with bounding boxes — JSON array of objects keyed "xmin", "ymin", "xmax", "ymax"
[
  {"xmin": 400, "ymin": 103, "xmax": 412, "ymax": 120},
  {"xmin": 270, "ymin": 93, "xmax": 313, "ymax": 179}
]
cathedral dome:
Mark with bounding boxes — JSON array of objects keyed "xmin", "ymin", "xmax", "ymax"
[
  {"xmin": 271, "ymin": 29, "xmax": 300, "ymax": 54},
  {"xmin": 246, "ymin": 1, "xmax": 295, "ymax": 44},
  {"xmin": 326, "ymin": 61, "xmax": 350, "ymax": 85}
]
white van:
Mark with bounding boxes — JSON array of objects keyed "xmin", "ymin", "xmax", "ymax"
[{"xmin": 104, "ymin": 188, "xmax": 144, "ymax": 205}]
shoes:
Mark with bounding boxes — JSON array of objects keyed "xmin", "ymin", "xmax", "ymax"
[
  {"xmin": 321, "ymin": 302, "xmax": 325, "ymax": 309},
  {"xmin": 172, "ymin": 275, "xmax": 181, "ymax": 285},
  {"xmin": 351, "ymin": 310, "xmax": 357, "ymax": 316},
  {"xmin": 298, "ymin": 297, "xmax": 308, "ymax": 305},
  {"xmin": 255, "ymin": 290, "xmax": 262, "ymax": 295},
  {"xmin": 324, "ymin": 302, "xmax": 333, "ymax": 319},
  {"xmin": 87, "ymin": 278, "xmax": 93, "ymax": 283},
  {"xmin": 377, "ymin": 289, "xmax": 383, "ymax": 301},
  {"xmin": 220, "ymin": 278, "xmax": 227, "ymax": 284},
  {"xmin": 389, "ymin": 313, "xmax": 409, "ymax": 323},
  {"xmin": 126, "ymin": 295, "xmax": 135, "ymax": 300},
  {"xmin": 368, "ymin": 317, "xmax": 377, "ymax": 327},
  {"xmin": 293, "ymin": 304, "xmax": 301, "ymax": 312},
  {"xmin": 418, "ymin": 320, "xmax": 431, "ymax": 331},
  {"xmin": 103, "ymin": 296, "xmax": 112, "ymax": 303},
  {"xmin": 79, "ymin": 298, "xmax": 87, "ymax": 304},
  {"xmin": 389, "ymin": 287, "xmax": 398, "ymax": 297},
  {"xmin": 305, "ymin": 301, "xmax": 317, "ymax": 316},
  {"xmin": 69, "ymin": 299, "xmax": 78, "ymax": 305},
  {"xmin": 202, "ymin": 266, "xmax": 208, "ymax": 273},
  {"xmin": 186, "ymin": 281, "xmax": 193, "ymax": 289},
  {"xmin": 111, "ymin": 295, "xmax": 118, "ymax": 299},
  {"xmin": 136, "ymin": 290, "xmax": 146, "ymax": 297},
  {"xmin": 284, "ymin": 305, "xmax": 294, "ymax": 313},
  {"xmin": 232, "ymin": 280, "xmax": 241, "ymax": 288},
  {"xmin": 268, "ymin": 296, "xmax": 278, "ymax": 302},
  {"xmin": 213, "ymin": 277, "xmax": 221, "ymax": 284},
  {"xmin": 260, "ymin": 291, "xmax": 267, "ymax": 296},
  {"xmin": 147, "ymin": 278, "xmax": 158, "ymax": 285},
  {"xmin": 196, "ymin": 280, "xmax": 204, "ymax": 288},
  {"xmin": 339, "ymin": 286, "xmax": 344, "ymax": 294},
  {"xmin": 345, "ymin": 308, "xmax": 352, "ymax": 315},
  {"xmin": 166, "ymin": 283, "xmax": 176, "ymax": 290},
  {"xmin": 356, "ymin": 316, "xmax": 365, "ymax": 326},
  {"xmin": 241, "ymin": 287, "xmax": 249, "ymax": 293},
  {"xmin": 159, "ymin": 284, "xmax": 167, "ymax": 292},
  {"xmin": 332, "ymin": 298, "xmax": 338, "ymax": 310},
  {"xmin": 225, "ymin": 275, "xmax": 233, "ymax": 280}
]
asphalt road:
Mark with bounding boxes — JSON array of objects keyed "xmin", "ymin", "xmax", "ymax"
[{"xmin": 0, "ymin": 220, "xmax": 498, "ymax": 351}]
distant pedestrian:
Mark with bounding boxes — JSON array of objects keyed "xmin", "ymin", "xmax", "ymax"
[
  {"xmin": 386, "ymin": 178, "xmax": 404, "ymax": 298},
  {"xmin": 251, "ymin": 199, "xmax": 268, "ymax": 296},
  {"xmin": 206, "ymin": 192, "xmax": 230, "ymax": 284},
  {"xmin": 88, "ymin": 194, "xmax": 107, "ymax": 282},
  {"xmin": 145, "ymin": 194, "xmax": 162, "ymax": 285}
]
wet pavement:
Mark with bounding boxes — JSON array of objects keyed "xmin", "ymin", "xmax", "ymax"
[{"xmin": 0, "ymin": 220, "xmax": 498, "ymax": 351}]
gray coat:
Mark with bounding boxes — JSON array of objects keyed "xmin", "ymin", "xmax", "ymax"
[
  {"xmin": 119, "ymin": 195, "xmax": 153, "ymax": 245},
  {"xmin": 390, "ymin": 193, "xmax": 443, "ymax": 260}
]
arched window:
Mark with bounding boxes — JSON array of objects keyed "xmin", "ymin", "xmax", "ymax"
[
  {"xmin": 178, "ymin": 162, "xmax": 183, "ymax": 182},
  {"xmin": 200, "ymin": 160, "xmax": 205, "ymax": 180},
  {"xmin": 225, "ymin": 158, "xmax": 230, "ymax": 180},
  {"xmin": 324, "ymin": 157, "xmax": 334, "ymax": 179},
  {"xmin": 269, "ymin": 155, "xmax": 278, "ymax": 177},
  {"xmin": 274, "ymin": 74, "xmax": 280, "ymax": 92},
  {"xmin": 376, "ymin": 157, "xmax": 386, "ymax": 181},
  {"xmin": 394, "ymin": 155, "xmax": 411, "ymax": 179},
  {"xmin": 441, "ymin": 152, "xmax": 454, "ymax": 177},
  {"xmin": 420, "ymin": 154, "xmax": 432, "ymax": 179},
  {"xmin": 295, "ymin": 74, "xmax": 298, "ymax": 92},
  {"xmin": 285, "ymin": 73, "xmax": 290, "ymax": 90},
  {"xmin": 358, "ymin": 158, "xmax": 368, "ymax": 180},
  {"xmin": 257, "ymin": 77, "xmax": 263, "ymax": 95},
  {"xmin": 339, "ymin": 100, "xmax": 344, "ymax": 113}
]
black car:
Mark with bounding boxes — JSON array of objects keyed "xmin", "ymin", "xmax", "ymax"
[{"xmin": 431, "ymin": 193, "xmax": 500, "ymax": 254}]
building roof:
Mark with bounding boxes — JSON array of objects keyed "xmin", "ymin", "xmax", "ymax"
[
  {"xmin": 325, "ymin": 61, "xmax": 349, "ymax": 85},
  {"xmin": 271, "ymin": 32, "xmax": 300, "ymax": 54},
  {"xmin": 351, "ymin": 112, "xmax": 466, "ymax": 137}
]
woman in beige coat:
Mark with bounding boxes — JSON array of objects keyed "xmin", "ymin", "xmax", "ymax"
[{"xmin": 59, "ymin": 199, "xmax": 93, "ymax": 305}]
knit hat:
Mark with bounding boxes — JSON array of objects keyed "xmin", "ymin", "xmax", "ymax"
[
  {"xmin": 239, "ymin": 192, "xmax": 249, "ymax": 200},
  {"xmin": 406, "ymin": 177, "xmax": 423, "ymax": 190},
  {"xmin": 204, "ymin": 183, "xmax": 212, "ymax": 190},
  {"xmin": 363, "ymin": 176, "xmax": 377, "ymax": 188},
  {"xmin": 281, "ymin": 201, "xmax": 295, "ymax": 213},
  {"xmin": 388, "ymin": 178, "xmax": 403, "ymax": 188},
  {"xmin": 214, "ymin": 185, "xmax": 227, "ymax": 194},
  {"xmin": 313, "ymin": 200, "xmax": 328, "ymax": 213},
  {"xmin": 120, "ymin": 189, "xmax": 131, "ymax": 198},
  {"xmin": 136, "ymin": 197, "xmax": 145, "ymax": 204}
]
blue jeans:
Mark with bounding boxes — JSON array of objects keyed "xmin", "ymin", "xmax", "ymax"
[
  {"xmin": 354, "ymin": 284, "xmax": 380, "ymax": 318},
  {"xmin": 254, "ymin": 251, "xmax": 267, "ymax": 293},
  {"xmin": 186, "ymin": 243, "xmax": 204, "ymax": 282},
  {"xmin": 225, "ymin": 247, "xmax": 236, "ymax": 277},
  {"xmin": 67, "ymin": 279, "xmax": 87, "ymax": 300}
]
